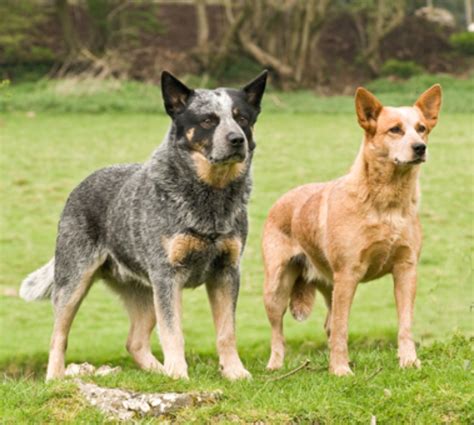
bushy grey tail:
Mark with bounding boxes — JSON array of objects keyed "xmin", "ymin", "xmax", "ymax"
[{"xmin": 20, "ymin": 258, "xmax": 55, "ymax": 301}]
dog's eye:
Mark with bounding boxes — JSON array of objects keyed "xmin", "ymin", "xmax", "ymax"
[
  {"xmin": 236, "ymin": 115, "xmax": 249, "ymax": 127},
  {"xmin": 389, "ymin": 125, "xmax": 402, "ymax": 134},
  {"xmin": 417, "ymin": 124, "xmax": 426, "ymax": 133},
  {"xmin": 200, "ymin": 118, "xmax": 215, "ymax": 129}
]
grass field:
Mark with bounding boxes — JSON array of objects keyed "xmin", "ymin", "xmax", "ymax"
[{"xmin": 0, "ymin": 76, "xmax": 473, "ymax": 423}]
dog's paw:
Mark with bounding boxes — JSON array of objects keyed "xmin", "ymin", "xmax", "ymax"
[
  {"xmin": 266, "ymin": 358, "xmax": 284, "ymax": 371},
  {"xmin": 398, "ymin": 344, "xmax": 420, "ymax": 369},
  {"xmin": 330, "ymin": 364, "xmax": 354, "ymax": 377},
  {"xmin": 164, "ymin": 360, "xmax": 189, "ymax": 380},
  {"xmin": 266, "ymin": 352, "xmax": 284, "ymax": 371},
  {"xmin": 45, "ymin": 371, "xmax": 65, "ymax": 382},
  {"xmin": 221, "ymin": 364, "xmax": 252, "ymax": 381},
  {"xmin": 146, "ymin": 358, "xmax": 165, "ymax": 373},
  {"xmin": 399, "ymin": 355, "xmax": 421, "ymax": 369}
]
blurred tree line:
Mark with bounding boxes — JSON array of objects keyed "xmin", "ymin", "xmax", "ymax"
[{"xmin": 0, "ymin": 0, "xmax": 472, "ymax": 90}]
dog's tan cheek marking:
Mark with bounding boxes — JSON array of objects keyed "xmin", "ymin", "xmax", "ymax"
[
  {"xmin": 162, "ymin": 234, "xmax": 207, "ymax": 265},
  {"xmin": 217, "ymin": 238, "xmax": 242, "ymax": 267},
  {"xmin": 191, "ymin": 152, "xmax": 246, "ymax": 189},
  {"xmin": 186, "ymin": 127, "xmax": 195, "ymax": 142}
]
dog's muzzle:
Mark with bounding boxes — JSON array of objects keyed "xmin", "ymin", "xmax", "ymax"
[
  {"xmin": 210, "ymin": 132, "xmax": 247, "ymax": 164},
  {"xmin": 409, "ymin": 142, "xmax": 427, "ymax": 164},
  {"xmin": 210, "ymin": 151, "xmax": 246, "ymax": 165}
]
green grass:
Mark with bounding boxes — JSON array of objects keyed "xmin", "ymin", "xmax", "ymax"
[
  {"xmin": 1, "ymin": 73, "xmax": 473, "ymax": 114},
  {"xmin": 0, "ymin": 79, "xmax": 473, "ymax": 423}
]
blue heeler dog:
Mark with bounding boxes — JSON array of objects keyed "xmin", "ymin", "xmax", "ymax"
[{"xmin": 20, "ymin": 70, "xmax": 268, "ymax": 381}]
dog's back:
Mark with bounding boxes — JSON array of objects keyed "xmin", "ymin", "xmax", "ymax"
[{"xmin": 20, "ymin": 163, "xmax": 141, "ymax": 301}]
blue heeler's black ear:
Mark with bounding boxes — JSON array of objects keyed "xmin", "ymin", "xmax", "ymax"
[
  {"xmin": 161, "ymin": 71, "xmax": 194, "ymax": 117},
  {"xmin": 242, "ymin": 70, "xmax": 268, "ymax": 109}
]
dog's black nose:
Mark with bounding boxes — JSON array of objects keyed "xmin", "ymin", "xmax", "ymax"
[
  {"xmin": 227, "ymin": 132, "xmax": 244, "ymax": 147},
  {"xmin": 412, "ymin": 143, "xmax": 426, "ymax": 156}
]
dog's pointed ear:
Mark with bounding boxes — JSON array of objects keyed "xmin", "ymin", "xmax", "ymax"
[
  {"xmin": 414, "ymin": 84, "xmax": 442, "ymax": 129},
  {"xmin": 161, "ymin": 71, "xmax": 194, "ymax": 117},
  {"xmin": 242, "ymin": 70, "xmax": 268, "ymax": 109},
  {"xmin": 355, "ymin": 87, "xmax": 383, "ymax": 133}
]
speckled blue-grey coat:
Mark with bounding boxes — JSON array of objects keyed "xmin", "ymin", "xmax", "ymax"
[{"xmin": 20, "ymin": 70, "xmax": 268, "ymax": 381}]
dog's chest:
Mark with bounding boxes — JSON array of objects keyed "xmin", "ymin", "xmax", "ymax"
[
  {"xmin": 360, "ymin": 209, "xmax": 411, "ymax": 280},
  {"xmin": 162, "ymin": 233, "xmax": 242, "ymax": 286}
]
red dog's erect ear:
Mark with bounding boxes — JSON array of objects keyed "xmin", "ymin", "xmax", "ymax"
[
  {"xmin": 414, "ymin": 84, "xmax": 442, "ymax": 129},
  {"xmin": 355, "ymin": 87, "xmax": 383, "ymax": 134}
]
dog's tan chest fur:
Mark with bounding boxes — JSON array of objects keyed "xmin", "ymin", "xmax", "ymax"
[
  {"xmin": 162, "ymin": 233, "xmax": 242, "ymax": 268},
  {"xmin": 357, "ymin": 217, "xmax": 418, "ymax": 281}
]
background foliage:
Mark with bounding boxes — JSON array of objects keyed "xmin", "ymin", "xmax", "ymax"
[
  {"xmin": 0, "ymin": 0, "xmax": 472, "ymax": 89},
  {"xmin": 0, "ymin": 1, "xmax": 473, "ymax": 423}
]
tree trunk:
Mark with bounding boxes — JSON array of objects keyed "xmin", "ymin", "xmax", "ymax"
[
  {"xmin": 55, "ymin": 0, "xmax": 80, "ymax": 58},
  {"xmin": 195, "ymin": 0, "xmax": 209, "ymax": 55},
  {"xmin": 466, "ymin": 0, "xmax": 473, "ymax": 28}
]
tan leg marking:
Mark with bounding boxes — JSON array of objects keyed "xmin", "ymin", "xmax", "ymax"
[
  {"xmin": 46, "ymin": 258, "xmax": 103, "ymax": 381},
  {"xmin": 206, "ymin": 277, "xmax": 250, "ymax": 380},
  {"xmin": 154, "ymin": 286, "xmax": 188, "ymax": 379},
  {"xmin": 393, "ymin": 264, "xmax": 420, "ymax": 369},
  {"xmin": 217, "ymin": 237, "xmax": 242, "ymax": 267},
  {"xmin": 124, "ymin": 296, "xmax": 164, "ymax": 373},
  {"xmin": 191, "ymin": 152, "xmax": 246, "ymax": 189},
  {"xmin": 162, "ymin": 234, "xmax": 208, "ymax": 266}
]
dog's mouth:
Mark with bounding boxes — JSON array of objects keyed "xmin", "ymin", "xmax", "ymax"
[
  {"xmin": 209, "ymin": 152, "xmax": 246, "ymax": 165},
  {"xmin": 409, "ymin": 157, "xmax": 425, "ymax": 165},
  {"xmin": 394, "ymin": 157, "xmax": 426, "ymax": 166}
]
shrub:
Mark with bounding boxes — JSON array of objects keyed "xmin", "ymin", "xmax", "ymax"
[
  {"xmin": 450, "ymin": 32, "xmax": 474, "ymax": 56},
  {"xmin": 380, "ymin": 59, "xmax": 424, "ymax": 79}
]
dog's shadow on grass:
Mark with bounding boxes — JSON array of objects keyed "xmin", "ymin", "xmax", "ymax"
[
  {"xmin": 0, "ymin": 331, "xmax": 399, "ymax": 381},
  {"xmin": 0, "ymin": 353, "xmax": 49, "ymax": 380}
]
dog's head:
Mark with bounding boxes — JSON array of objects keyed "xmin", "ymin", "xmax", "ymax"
[
  {"xmin": 355, "ymin": 85, "xmax": 442, "ymax": 167},
  {"xmin": 161, "ymin": 70, "xmax": 268, "ymax": 188}
]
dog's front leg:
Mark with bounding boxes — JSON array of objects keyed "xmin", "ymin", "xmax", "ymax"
[
  {"xmin": 206, "ymin": 270, "xmax": 251, "ymax": 380},
  {"xmin": 152, "ymin": 275, "xmax": 188, "ymax": 380},
  {"xmin": 329, "ymin": 273, "xmax": 358, "ymax": 376},
  {"xmin": 393, "ymin": 263, "xmax": 420, "ymax": 369}
]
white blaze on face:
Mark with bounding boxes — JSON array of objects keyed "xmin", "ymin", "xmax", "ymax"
[
  {"xmin": 383, "ymin": 106, "xmax": 426, "ymax": 164},
  {"xmin": 190, "ymin": 89, "xmax": 247, "ymax": 161}
]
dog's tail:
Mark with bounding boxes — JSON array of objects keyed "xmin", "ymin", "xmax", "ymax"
[
  {"xmin": 289, "ymin": 278, "xmax": 316, "ymax": 321},
  {"xmin": 20, "ymin": 258, "xmax": 55, "ymax": 301}
]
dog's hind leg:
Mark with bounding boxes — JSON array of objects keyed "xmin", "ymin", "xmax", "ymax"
[
  {"xmin": 119, "ymin": 285, "xmax": 164, "ymax": 372},
  {"xmin": 316, "ymin": 283, "xmax": 333, "ymax": 337},
  {"xmin": 264, "ymin": 261, "xmax": 299, "ymax": 370},
  {"xmin": 46, "ymin": 253, "xmax": 104, "ymax": 380}
]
